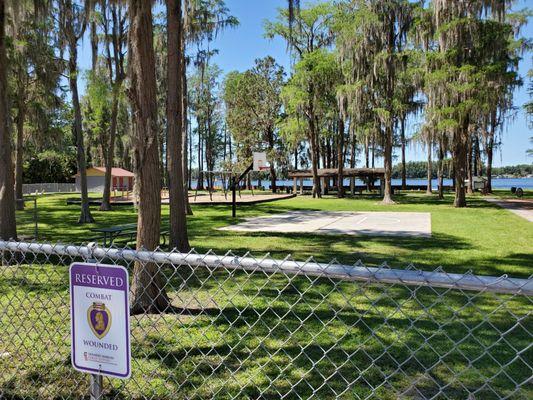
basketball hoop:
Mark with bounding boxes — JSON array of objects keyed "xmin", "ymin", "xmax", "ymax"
[{"xmin": 253, "ymin": 152, "xmax": 269, "ymax": 172}]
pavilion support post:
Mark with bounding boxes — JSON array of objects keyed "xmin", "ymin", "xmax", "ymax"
[
  {"xmin": 293, "ymin": 177, "xmax": 297, "ymax": 194},
  {"xmin": 350, "ymin": 177, "xmax": 355, "ymax": 195},
  {"xmin": 299, "ymin": 178, "xmax": 304, "ymax": 195},
  {"xmin": 320, "ymin": 177, "xmax": 326, "ymax": 196}
]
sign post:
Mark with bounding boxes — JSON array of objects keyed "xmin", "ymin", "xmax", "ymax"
[
  {"xmin": 70, "ymin": 262, "xmax": 131, "ymax": 394},
  {"xmin": 90, "ymin": 374, "xmax": 103, "ymax": 400}
]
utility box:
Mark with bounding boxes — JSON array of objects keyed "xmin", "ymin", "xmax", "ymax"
[{"xmin": 466, "ymin": 176, "xmax": 487, "ymax": 191}]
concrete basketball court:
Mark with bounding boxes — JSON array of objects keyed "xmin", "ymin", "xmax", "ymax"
[{"xmin": 220, "ymin": 210, "xmax": 431, "ymax": 237}]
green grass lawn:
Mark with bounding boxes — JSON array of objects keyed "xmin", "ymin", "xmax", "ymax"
[
  {"xmin": 14, "ymin": 190, "xmax": 533, "ymax": 277},
  {"xmin": 3, "ymin": 191, "xmax": 532, "ymax": 399}
]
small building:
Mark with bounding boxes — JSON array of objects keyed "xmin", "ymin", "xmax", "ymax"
[
  {"xmin": 74, "ymin": 167, "xmax": 134, "ymax": 193},
  {"xmin": 288, "ymin": 168, "xmax": 385, "ymax": 195}
]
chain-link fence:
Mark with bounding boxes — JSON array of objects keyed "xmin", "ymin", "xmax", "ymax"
[
  {"xmin": 22, "ymin": 183, "xmax": 78, "ymax": 194},
  {"xmin": 1, "ymin": 240, "xmax": 531, "ymax": 399}
]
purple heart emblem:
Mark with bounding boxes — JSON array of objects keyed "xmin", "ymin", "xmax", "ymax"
[{"xmin": 87, "ymin": 302, "xmax": 112, "ymax": 339}]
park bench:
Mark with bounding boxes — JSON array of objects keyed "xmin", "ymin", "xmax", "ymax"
[
  {"xmin": 90, "ymin": 224, "xmax": 169, "ymax": 247},
  {"xmin": 112, "ymin": 229, "xmax": 170, "ymax": 247}
]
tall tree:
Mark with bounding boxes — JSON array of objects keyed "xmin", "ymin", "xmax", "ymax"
[
  {"xmin": 59, "ymin": 0, "xmax": 94, "ymax": 222},
  {"xmin": 336, "ymin": 112, "xmax": 345, "ymax": 198},
  {"xmin": 480, "ymin": 11, "xmax": 525, "ymax": 193},
  {"xmin": 224, "ymin": 56, "xmax": 285, "ymax": 192},
  {"xmin": 0, "ymin": 0, "xmax": 17, "ymax": 240},
  {"xmin": 167, "ymin": 0, "xmax": 190, "ymax": 251},
  {"xmin": 526, "ymin": 69, "xmax": 533, "ymax": 156},
  {"xmin": 183, "ymin": 0, "xmax": 237, "ymax": 210},
  {"xmin": 282, "ymin": 49, "xmax": 340, "ymax": 197},
  {"xmin": 424, "ymin": 0, "xmax": 522, "ymax": 207},
  {"xmin": 98, "ymin": 1, "xmax": 127, "ymax": 211},
  {"xmin": 336, "ymin": 0, "xmax": 416, "ymax": 204},
  {"xmin": 128, "ymin": 0, "xmax": 168, "ymax": 313},
  {"xmin": 8, "ymin": 2, "xmax": 61, "ymax": 210},
  {"xmin": 266, "ymin": 2, "xmax": 334, "ymax": 197}
]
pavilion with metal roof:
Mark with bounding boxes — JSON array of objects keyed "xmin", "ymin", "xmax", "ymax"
[{"xmin": 288, "ymin": 168, "xmax": 385, "ymax": 195}]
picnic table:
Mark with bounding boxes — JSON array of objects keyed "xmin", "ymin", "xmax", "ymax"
[
  {"xmin": 90, "ymin": 223, "xmax": 170, "ymax": 247},
  {"xmin": 90, "ymin": 223, "xmax": 137, "ymax": 246}
]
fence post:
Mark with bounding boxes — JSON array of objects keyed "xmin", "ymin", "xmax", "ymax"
[
  {"xmin": 86, "ymin": 243, "xmax": 104, "ymax": 399},
  {"xmin": 231, "ymin": 177, "xmax": 237, "ymax": 218},
  {"xmin": 90, "ymin": 374, "xmax": 103, "ymax": 400},
  {"xmin": 33, "ymin": 197, "xmax": 38, "ymax": 239}
]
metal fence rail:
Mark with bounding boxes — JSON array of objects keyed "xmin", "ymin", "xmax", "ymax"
[{"xmin": 1, "ymin": 240, "xmax": 531, "ymax": 399}]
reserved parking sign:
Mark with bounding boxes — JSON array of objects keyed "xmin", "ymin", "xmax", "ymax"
[{"xmin": 70, "ymin": 263, "xmax": 131, "ymax": 379}]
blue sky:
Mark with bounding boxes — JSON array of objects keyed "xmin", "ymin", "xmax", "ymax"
[{"xmin": 78, "ymin": 0, "xmax": 532, "ymax": 167}]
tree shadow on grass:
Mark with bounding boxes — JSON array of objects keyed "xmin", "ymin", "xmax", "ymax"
[
  {"xmin": 132, "ymin": 294, "xmax": 529, "ymax": 400},
  {"xmin": 463, "ymin": 252, "xmax": 533, "ymax": 278},
  {"xmin": 192, "ymin": 230, "xmax": 471, "ymax": 267},
  {"xmin": 379, "ymin": 193, "xmax": 504, "ymax": 210}
]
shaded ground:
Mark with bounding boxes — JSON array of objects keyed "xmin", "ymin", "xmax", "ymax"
[
  {"xmin": 4, "ymin": 191, "xmax": 532, "ymax": 399},
  {"xmin": 0, "ymin": 261, "xmax": 530, "ymax": 399},
  {"xmin": 14, "ymin": 190, "xmax": 533, "ymax": 277}
]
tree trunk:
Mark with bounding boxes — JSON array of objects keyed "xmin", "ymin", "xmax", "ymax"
[
  {"xmin": 69, "ymin": 39, "xmax": 94, "ymax": 224},
  {"xmin": 453, "ymin": 125, "xmax": 468, "ymax": 207},
  {"xmin": 100, "ymin": 3, "xmax": 124, "ymax": 211},
  {"xmin": 15, "ymin": 103, "xmax": 25, "ymax": 210},
  {"xmin": 308, "ymin": 118, "xmax": 321, "ymax": 198},
  {"xmin": 382, "ymin": 125, "xmax": 394, "ymax": 204},
  {"xmin": 180, "ymin": 75, "xmax": 193, "ymax": 215},
  {"xmin": 473, "ymin": 135, "xmax": 479, "ymax": 177},
  {"xmin": 486, "ymin": 135, "xmax": 494, "ymax": 193},
  {"xmin": 128, "ymin": 0, "xmax": 169, "ymax": 314},
  {"xmin": 90, "ymin": 19, "xmax": 98, "ymax": 70},
  {"xmin": 100, "ymin": 88, "xmax": 119, "ymax": 211},
  {"xmin": 267, "ymin": 127, "xmax": 277, "ymax": 193},
  {"xmin": 371, "ymin": 133, "xmax": 375, "ymax": 169},
  {"xmin": 400, "ymin": 115, "xmax": 407, "ymax": 190},
  {"xmin": 188, "ymin": 118, "xmax": 193, "ymax": 191},
  {"xmin": 337, "ymin": 117, "xmax": 345, "ymax": 198},
  {"xmin": 181, "ymin": 52, "xmax": 192, "ymax": 215},
  {"xmin": 466, "ymin": 135, "xmax": 473, "ymax": 194},
  {"xmin": 348, "ymin": 126, "xmax": 355, "ymax": 195},
  {"xmin": 167, "ymin": 0, "xmax": 190, "ymax": 252},
  {"xmin": 0, "ymin": 0, "xmax": 17, "ymax": 240},
  {"xmin": 485, "ymin": 111, "xmax": 496, "ymax": 194},
  {"xmin": 364, "ymin": 134, "xmax": 370, "ymax": 192},
  {"xmin": 437, "ymin": 138, "xmax": 444, "ymax": 200},
  {"xmin": 426, "ymin": 136, "xmax": 432, "ymax": 195},
  {"xmin": 197, "ymin": 125, "xmax": 204, "ymax": 190}
]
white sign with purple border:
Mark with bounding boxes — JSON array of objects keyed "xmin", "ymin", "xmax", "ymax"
[{"xmin": 70, "ymin": 263, "xmax": 131, "ymax": 379}]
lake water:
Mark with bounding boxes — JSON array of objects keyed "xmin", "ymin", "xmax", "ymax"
[{"xmin": 192, "ymin": 177, "xmax": 533, "ymax": 190}]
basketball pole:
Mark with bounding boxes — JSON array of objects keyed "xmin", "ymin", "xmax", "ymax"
[{"xmin": 231, "ymin": 162, "xmax": 254, "ymax": 218}]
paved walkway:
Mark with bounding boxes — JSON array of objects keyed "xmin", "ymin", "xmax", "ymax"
[
  {"xmin": 484, "ymin": 198, "xmax": 533, "ymax": 222},
  {"xmin": 220, "ymin": 210, "xmax": 431, "ymax": 237}
]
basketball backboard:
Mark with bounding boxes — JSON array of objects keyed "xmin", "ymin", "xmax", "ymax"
[{"xmin": 253, "ymin": 152, "xmax": 269, "ymax": 172}]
